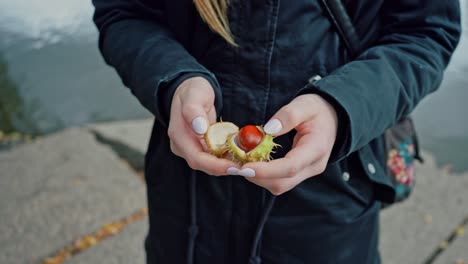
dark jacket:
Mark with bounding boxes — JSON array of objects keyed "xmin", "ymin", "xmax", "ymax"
[{"xmin": 92, "ymin": 0, "xmax": 461, "ymax": 263}]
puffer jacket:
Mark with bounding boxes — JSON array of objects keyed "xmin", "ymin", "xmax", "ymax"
[{"xmin": 92, "ymin": 0, "xmax": 461, "ymax": 263}]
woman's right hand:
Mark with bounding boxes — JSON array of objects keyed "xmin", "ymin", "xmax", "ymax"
[{"xmin": 168, "ymin": 77, "xmax": 240, "ymax": 176}]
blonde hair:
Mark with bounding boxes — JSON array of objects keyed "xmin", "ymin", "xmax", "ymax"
[{"xmin": 193, "ymin": 0, "xmax": 236, "ymax": 46}]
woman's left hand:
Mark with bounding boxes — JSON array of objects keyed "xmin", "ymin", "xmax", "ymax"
[{"xmin": 239, "ymin": 94, "xmax": 339, "ymax": 195}]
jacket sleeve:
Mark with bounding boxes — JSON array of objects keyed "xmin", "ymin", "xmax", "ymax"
[
  {"xmin": 92, "ymin": 0, "xmax": 222, "ymax": 127},
  {"xmin": 309, "ymin": 0, "xmax": 461, "ymax": 160}
]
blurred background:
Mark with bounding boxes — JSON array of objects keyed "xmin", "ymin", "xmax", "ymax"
[
  {"xmin": 0, "ymin": 0, "xmax": 467, "ymax": 171},
  {"xmin": 0, "ymin": 0, "xmax": 468, "ymax": 263},
  {"xmin": 0, "ymin": 0, "xmax": 150, "ymax": 136}
]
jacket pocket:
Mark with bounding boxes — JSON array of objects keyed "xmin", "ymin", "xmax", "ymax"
[{"xmin": 357, "ymin": 143, "xmax": 395, "ymax": 203}]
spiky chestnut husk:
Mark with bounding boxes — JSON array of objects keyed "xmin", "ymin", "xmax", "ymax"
[
  {"xmin": 203, "ymin": 122, "xmax": 239, "ymax": 157},
  {"xmin": 226, "ymin": 126, "xmax": 280, "ymax": 164}
]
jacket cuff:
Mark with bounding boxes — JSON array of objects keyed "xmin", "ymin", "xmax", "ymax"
[{"xmin": 157, "ymin": 71, "xmax": 223, "ymax": 127}]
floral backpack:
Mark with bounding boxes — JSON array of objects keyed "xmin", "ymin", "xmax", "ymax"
[{"xmin": 321, "ymin": 0, "xmax": 423, "ymax": 204}]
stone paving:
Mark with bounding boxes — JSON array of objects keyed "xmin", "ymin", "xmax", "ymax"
[
  {"xmin": 67, "ymin": 220, "xmax": 148, "ymax": 264},
  {"xmin": 380, "ymin": 152, "xmax": 468, "ymax": 264},
  {"xmin": 435, "ymin": 229, "xmax": 468, "ymax": 264},
  {"xmin": 0, "ymin": 119, "xmax": 466, "ymax": 264},
  {"xmin": 0, "ymin": 128, "xmax": 146, "ymax": 264},
  {"xmin": 89, "ymin": 120, "xmax": 153, "ymax": 154}
]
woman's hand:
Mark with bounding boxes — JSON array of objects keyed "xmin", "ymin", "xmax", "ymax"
[
  {"xmin": 168, "ymin": 77, "xmax": 240, "ymax": 175},
  {"xmin": 239, "ymin": 94, "xmax": 339, "ymax": 195}
]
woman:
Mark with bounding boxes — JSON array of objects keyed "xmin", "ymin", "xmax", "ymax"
[{"xmin": 92, "ymin": 1, "xmax": 460, "ymax": 263}]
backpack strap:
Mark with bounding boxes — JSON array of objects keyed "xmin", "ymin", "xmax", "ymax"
[{"xmin": 320, "ymin": 0, "xmax": 361, "ymax": 57}]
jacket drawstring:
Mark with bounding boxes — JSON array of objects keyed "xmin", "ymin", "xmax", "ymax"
[
  {"xmin": 249, "ymin": 191, "xmax": 276, "ymax": 264},
  {"xmin": 187, "ymin": 170, "xmax": 199, "ymax": 264},
  {"xmin": 187, "ymin": 170, "xmax": 276, "ymax": 264}
]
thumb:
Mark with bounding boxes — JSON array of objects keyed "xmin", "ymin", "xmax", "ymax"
[
  {"xmin": 177, "ymin": 77, "xmax": 216, "ymax": 135},
  {"xmin": 182, "ymin": 103, "xmax": 210, "ymax": 135},
  {"xmin": 264, "ymin": 96, "xmax": 318, "ymax": 136}
]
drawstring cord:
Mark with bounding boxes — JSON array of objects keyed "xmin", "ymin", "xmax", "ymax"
[
  {"xmin": 249, "ymin": 192, "xmax": 277, "ymax": 264},
  {"xmin": 187, "ymin": 170, "xmax": 198, "ymax": 264},
  {"xmin": 186, "ymin": 169, "xmax": 276, "ymax": 264}
]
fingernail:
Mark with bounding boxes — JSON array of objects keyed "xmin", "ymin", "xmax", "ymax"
[
  {"xmin": 239, "ymin": 168, "xmax": 256, "ymax": 178},
  {"xmin": 226, "ymin": 167, "xmax": 240, "ymax": 175},
  {"xmin": 264, "ymin": 119, "xmax": 282, "ymax": 135},
  {"xmin": 192, "ymin": 117, "xmax": 208, "ymax": 135}
]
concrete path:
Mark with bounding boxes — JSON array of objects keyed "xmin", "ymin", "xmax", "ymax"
[
  {"xmin": 0, "ymin": 119, "xmax": 466, "ymax": 264},
  {"xmin": 380, "ymin": 152, "xmax": 468, "ymax": 264},
  {"xmin": 89, "ymin": 119, "xmax": 154, "ymax": 154},
  {"xmin": 435, "ymin": 229, "xmax": 468, "ymax": 264},
  {"xmin": 0, "ymin": 128, "xmax": 146, "ymax": 264},
  {"xmin": 67, "ymin": 220, "xmax": 147, "ymax": 264}
]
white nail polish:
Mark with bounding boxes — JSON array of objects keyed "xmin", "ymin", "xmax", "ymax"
[
  {"xmin": 192, "ymin": 117, "xmax": 208, "ymax": 135},
  {"xmin": 264, "ymin": 119, "xmax": 282, "ymax": 135},
  {"xmin": 239, "ymin": 168, "xmax": 256, "ymax": 178},
  {"xmin": 227, "ymin": 167, "xmax": 240, "ymax": 175}
]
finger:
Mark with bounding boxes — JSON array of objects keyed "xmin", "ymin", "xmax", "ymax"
[
  {"xmin": 179, "ymin": 79, "xmax": 215, "ymax": 110},
  {"xmin": 169, "ymin": 92, "xmax": 238, "ymax": 175},
  {"xmin": 263, "ymin": 95, "xmax": 320, "ymax": 136},
  {"xmin": 174, "ymin": 140, "xmax": 240, "ymax": 176},
  {"xmin": 245, "ymin": 176, "xmax": 299, "ymax": 196},
  {"xmin": 292, "ymin": 159, "xmax": 329, "ymax": 179},
  {"xmin": 186, "ymin": 151, "xmax": 241, "ymax": 176},
  {"xmin": 181, "ymin": 103, "xmax": 210, "ymax": 135},
  {"xmin": 171, "ymin": 125, "xmax": 240, "ymax": 176},
  {"xmin": 199, "ymin": 137, "xmax": 211, "ymax": 153},
  {"xmin": 168, "ymin": 96, "xmax": 204, "ymax": 156},
  {"xmin": 244, "ymin": 159, "xmax": 327, "ymax": 195},
  {"xmin": 180, "ymin": 85, "xmax": 216, "ymax": 135},
  {"xmin": 207, "ymin": 106, "xmax": 217, "ymax": 124},
  {"xmin": 168, "ymin": 97, "xmax": 186, "ymax": 156},
  {"xmin": 292, "ymin": 133, "xmax": 300, "ymax": 148},
  {"xmin": 240, "ymin": 133, "xmax": 321, "ymax": 179},
  {"xmin": 170, "ymin": 140, "xmax": 182, "ymax": 157}
]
